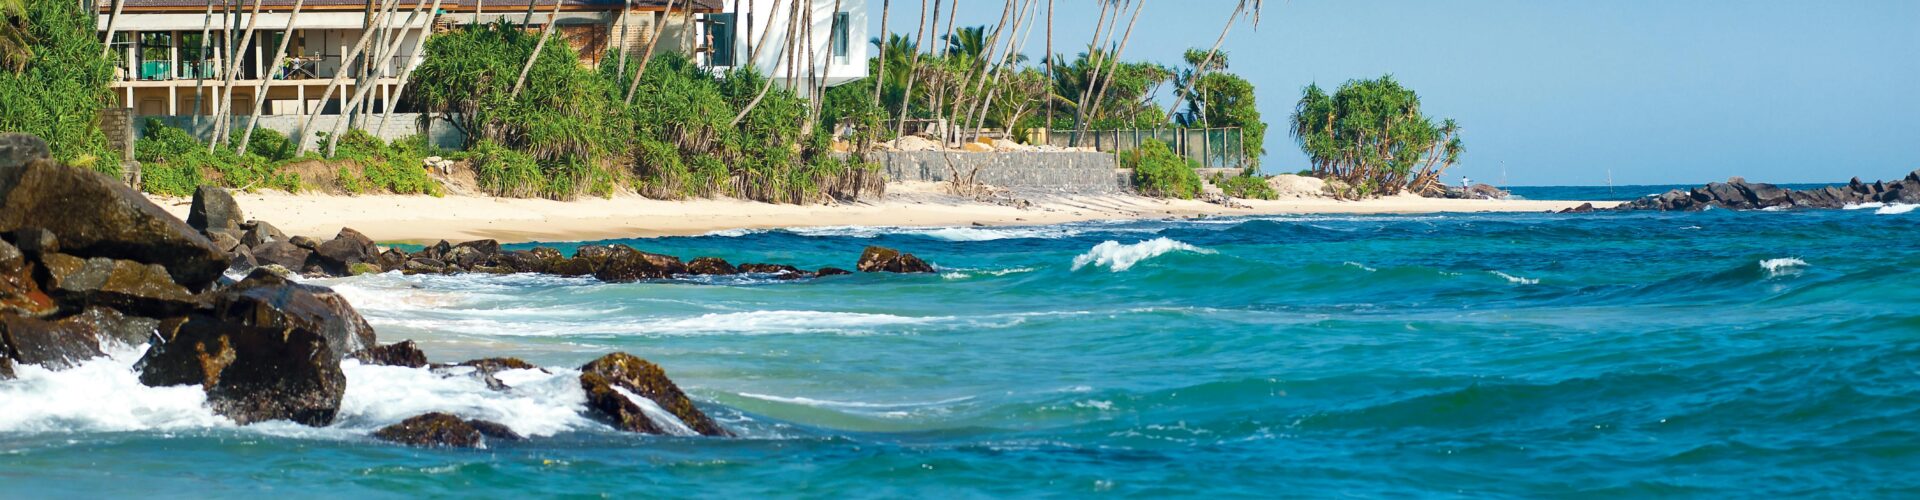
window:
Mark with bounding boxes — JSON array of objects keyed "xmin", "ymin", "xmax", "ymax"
[
  {"xmin": 137, "ymin": 32, "xmax": 171, "ymax": 81},
  {"xmin": 709, "ymin": 13, "xmax": 736, "ymax": 67},
  {"xmin": 832, "ymin": 12, "xmax": 850, "ymax": 63}
]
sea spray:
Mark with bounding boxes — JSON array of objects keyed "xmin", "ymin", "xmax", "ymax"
[
  {"xmin": 0, "ymin": 347, "xmax": 227, "ymax": 433},
  {"xmin": 1071, "ymin": 238, "xmax": 1214, "ymax": 272},
  {"xmin": 1759, "ymin": 257, "xmax": 1809, "ymax": 277}
]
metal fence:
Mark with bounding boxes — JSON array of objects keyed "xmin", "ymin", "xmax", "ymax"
[{"xmin": 1047, "ymin": 128, "xmax": 1249, "ymax": 170}]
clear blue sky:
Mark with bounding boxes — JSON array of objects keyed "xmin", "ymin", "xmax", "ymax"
[{"xmin": 868, "ymin": 0, "xmax": 1920, "ymax": 186}]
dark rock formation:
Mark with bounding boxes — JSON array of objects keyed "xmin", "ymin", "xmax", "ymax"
[
  {"xmin": 815, "ymin": 267, "xmax": 853, "ymax": 277},
  {"xmin": 0, "ymin": 158, "xmax": 229, "ymax": 290},
  {"xmin": 578, "ymin": 352, "xmax": 730, "ymax": 437},
  {"xmin": 0, "ymin": 313, "xmax": 105, "ymax": 370},
  {"xmin": 0, "ymin": 238, "xmax": 56, "ymax": 317},
  {"xmin": 39, "ymin": 253, "xmax": 201, "ymax": 317},
  {"xmin": 240, "ymin": 220, "xmax": 287, "ymax": 248},
  {"xmin": 1619, "ymin": 172, "xmax": 1920, "ymax": 211},
  {"xmin": 210, "ymin": 269, "xmax": 378, "ymax": 360},
  {"xmin": 187, "ymin": 186, "xmax": 245, "ymax": 234},
  {"xmin": 350, "ymin": 340, "xmax": 429, "ymax": 368},
  {"xmin": 251, "ymin": 241, "xmax": 314, "ymax": 273},
  {"xmin": 857, "ymin": 246, "xmax": 936, "ymax": 273},
  {"xmin": 685, "ymin": 257, "xmax": 739, "ymax": 276},
  {"xmin": 137, "ymin": 315, "xmax": 346, "ymax": 426},
  {"xmin": 373, "ymin": 412, "xmax": 522, "ymax": 448},
  {"xmin": 1558, "ymin": 203, "xmax": 1598, "ymax": 214},
  {"xmin": 736, "ymin": 263, "xmax": 807, "ymax": 279},
  {"xmin": 0, "ymin": 133, "xmax": 51, "ymax": 170},
  {"xmin": 593, "ymin": 246, "xmax": 686, "ymax": 283},
  {"xmin": 313, "ymin": 228, "xmax": 378, "ymax": 276}
]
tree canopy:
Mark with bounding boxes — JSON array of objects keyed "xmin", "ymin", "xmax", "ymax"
[
  {"xmin": 0, "ymin": 0, "xmax": 119, "ymax": 172},
  {"xmin": 1290, "ymin": 75, "xmax": 1461, "ymax": 198}
]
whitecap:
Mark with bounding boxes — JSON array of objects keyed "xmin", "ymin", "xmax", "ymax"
[
  {"xmin": 1759, "ymin": 257, "xmax": 1808, "ymax": 277},
  {"xmin": 613, "ymin": 386, "xmax": 699, "ymax": 436},
  {"xmin": 735, "ymin": 392, "xmax": 974, "ymax": 410},
  {"xmin": 1843, "ymin": 202, "xmax": 1885, "ymax": 210},
  {"xmin": 0, "ymin": 346, "xmax": 229, "ymax": 433},
  {"xmin": 1071, "ymin": 238, "xmax": 1214, "ymax": 272},
  {"xmin": 1343, "ymin": 262, "xmax": 1378, "ymax": 272},
  {"xmin": 1491, "ymin": 271, "xmax": 1540, "ymax": 285},
  {"xmin": 941, "ymin": 267, "xmax": 1038, "ymax": 280},
  {"xmin": 333, "ymin": 361, "xmax": 593, "ymax": 438},
  {"xmin": 1876, "ymin": 203, "xmax": 1917, "ymax": 215}
]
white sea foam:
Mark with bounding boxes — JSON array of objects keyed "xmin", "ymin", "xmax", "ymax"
[
  {"xmin": 736, "ymin": 392, "xmax": 974, "ymax": 418},
  {"xmin": 942, "ymin": 267, "xmax": 1039, "ymax": 280},
  {"xmin": 613, "ymin": 386, "xmax": 698, "ymax": 436},
  {"xmin": 1071, "ymin": 238, "xmax": 1214, "ymax": 272},
  {"xmin": 334, "ymin": 361, "xmax": 593, "ymax": 438},
  {"xmin": 0, "ymin": 346, "xmax": 229, "ymax": 433},
  {"xmin": 1343, "ymin": 262, "xmax": 1378, "ymax": 272},
  {"xmin": 1877, "ymin": 203, "xmax": 1917, "ymax": 215},
  {"xmin": 1759, "ymin": 257, "xmax": 1808, "ymax": 277},
  {"xmin": 1843, "ymin": 202, "xmax": 1885, "ymax": 210},
  {"xmin": 1491, "ymin": 271, "xmax": 1539, "ymax": 285}
]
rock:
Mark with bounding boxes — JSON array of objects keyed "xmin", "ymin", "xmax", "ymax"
[
  {"xmin": 252, "ymin": 241, "xmax": 313, "ymax": 271},
  {"xmin": 685, "ymin": 257, "xmax": 739, "ymax": 276},
  {"xmin": 211, "ymin": 269, "xmax": 377, "ymax": 360},
  {"xmin": 593, "ymin": 246, "xmax": 686, "ymax": 283},
  {"xmin": 288, "ymin": 235, "xmax": 319, "ymax": 251},
  {"xmin": 71, "ymin": 306, "xmax": 160, "ymax": 347},
  {"xmin": 736, "ymin": 263, "xmax": 807, "ymax": 279},
  {"xmin": 0, "ymin": 238, "xmax": 56, "ymax": 317},
  {"xmin": 856, "ymin": 246, "xmax": 936, "ymax": 273},
  {"xmin": 446, "ymin": 357, "xmax": 543, "ymax": 390},
  {"xmin": 205, "ymin": 230, "xmax": 243, "ymax": 254},
  {"xmin": 402, "ymin": 258, "xmax": 449, "ymax": 275},
  {"xmin": 348, "ymin": 263, "xmax": 381, "ymax": 275},
  {"xmin": 225, "ymin": 245, "xmax": 259, "ymax": 275},
  {"xmin": 0, "ymin": 352, "xmax": 12, "ymax": 380},
  {"xmin": 490, "ymin": 250, "xmax": 549, "ymax": 274},
  {"xmin": 0, "ymin": 133, "xmax": 52, "ymax": 172},
  {"xmin": 0, "ymin": 160, "xmax": 229, "ymax": 290},
  {"xmin": 1619, "ymin": 174, "xmax": 1917, "ymax": 211},
  {"xmin": 373, "ymin": 412, "xmax": 522, "ymax": 448},
  {"xmin": 40, "ymin": 253, "xmax": 201, "ymax": 317},
  {"xmin": 1464, "ymin": 183, "xmax": 1511, "ymax": 200},
  {"xmin": 0, "ymin": 312, "xmax": 106, "ymax": 370},
  {"xmin": 7, "ymin": 228, "xmax": 58, "ymax": 258},
  {"xmin": 137, "ymin": 314, "xmax": 345, "ymax": 426},
  {"xmin": 1704, "ymin": 182, "xmax": 1749, "ymax": 208},
  {"xmin": 548, "ymin": 257, "xmax": 596, "ymax": 277},
  {"xmin": 187, "ymin": 186, "xmax": 245, "ymax": 234},
  {"xmin": 1559, "ymin": 203, "xmax": 1598, "ymax": 214},
  {"xmin": 240, "ymin": 220, "xmax": 287, "ymax": 248},
  {"xmin": 578, "ymin": 352, "xmax": 729, "ymax": 437},
  {"xmin": 349, "ymin": 340, "xmax": 428, "ymax": 368},
  {"xmin": 375, "ymin": 248, "xmax": 408, "ymax": 271},
  {"xmin": 816, "ymin": 267, "xmax": 852, "ymax": 277},
  {"xmin": 444, "ymin": 240, "xmax": 501, "ymax": 268},
  {"xmin": 314, "ymin": 228, "xmax": 377, "ymax": 275}
]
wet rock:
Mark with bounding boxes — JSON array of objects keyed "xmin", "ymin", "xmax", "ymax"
[
  {"xmin": 402, "ymin": 258, "xmax": 449, "ymax": 275},
  {"xmin": 71, "ymin": 306, "xmax": 161, "ymax": 347},
  {"xmin": 685, "ymin": 257, "xmax": 739, "ymax": 276},
  {"xmin": 444, "ymin": 240, "xmax": 501, "ymax": 269},
  {"xmin": 225, "ymin": 246, "xmax": 259, "ymax": 275},
  {"xmin": 815, "ymin": 267, "xmax": 853, "ymax": 277},
  {"xmin": 7, "ymin": 228, "xmax": 58, "ymax": 258},
  {"xmin": 240, "ymin": 220, "xmax": 287, "ymax": 248},
  {"xmin": 0, "ymin": 312, "xmax": 105, "ymax": 370},
  {"xmin": 40, "ymin": 253, "xmax": 201, "ymax": 317},
  {"xmin": 1558, "ymin": 202, "xmax": 1598, "ymax": 214},
  {"xmin": 350, "ymin": 340, "xmax": 428, "ymax": 368},
  {"xmin": 187, "ymin": 186, "xmax": 245, "ymax": 234},
  {"xmin": 0, "ymin": 133, "xmax": 51, "ymax": 171},
  {"xmin": 578, "ymin": 352, "xmax": 729, "ymax": 437},
  {"xmin": 490, "ymin": 251, "xmax": 548, "ymax": 274},
  {"xmin": 373, "ymin": 412, "xmax": 522, "ymax": 448},
  {"xmin": 736, "ymin": 263, "xmax": 808, "ymax": 280},
  {"xmin": 0, "ymin": 160, "xmax": 229, "ymax": 290},
  {"xmin": 547, "ymin": 257, "xmax": 595, "ymax": 277},
  {"xmin": 593, "ymin": 246, "xmax": 686, "ymax": 283},
  {"xmin": 857, "ymin": 246, "xmax": 936, "ymax": 274},
  {"xmin": 314, "ymin": 228, "xmax": 377, "ymax": 275},
  {"xmin": 375, "ymin": 248, "xmax": 408, "ymax": 272},
  {"xmin": 210, "ymin": 269, "xmax": 378, "ymax": 361},
  {"xmin": 252, "ymin": 241, "xmax": 314, "ymax": 271},
  {"xmin": 136, "ymin": 314, "xmax": 345, "ymax": 426},
  {"xmin": 448, "ymin": 357, "xmax": 544, "ymax": 390},
  {"xmin": 0, "ymin": 352, "xmax": 12, "ymax": 380},
  {"xmin": 1620, "ymin": 174, "xmax": 1916, "ymax": 211},
  {"xmin": 0, "ymin": 239, "xmax": 56, "ymax": 317}
]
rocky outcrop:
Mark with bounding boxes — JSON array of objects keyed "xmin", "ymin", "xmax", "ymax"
[
  {"xmin": 1618, "ymin": 172, "xmax": 1920, "ymax": 211},
  {"xmin": 187, "ymin": 186, "xmax": 246, "ymax": 235},
  {"xmin": 373, "ymin": 412, "xmax": 522, "ymax": 448},
  {"xmin": 857, "ymin": 246, "xmax": 936, "ymax": 273},
  {"xmin": 210, "ymin": 269, "xmax": 377, "ymax": 360},
  {"xmin": 0, "ymin": 313, "xmax": 106, "ymax": 370},
  {"xmin": 686, "ymin": 257, "xmax": 739, "ymax": 276},
  {"xmin": 593, "ymin": 246, "xmax": 688, "ymax": 283},
  {"xmin": 1558, "ymin": 203, "xmax": 1598, "ymax": 214},
  {"xmin": 350, "ymin": 340, "xmax": 429, "ymax": 368},
  {"xmin": 136, "ymin": 315, "xmax": 346, "ymax": 426},
  {"xmin": 0, "ymin": 238, "xmax": 56, "ymax": 317},
  {"xmin": 0, "ymin": 153, "xmax": 228, "ymax": 291},
  {"xmin": 39, "ymin": 253, "xmax": 200, "ymax": 317},
  {"xmin": 578, "ymin": 352, "xmax": 730, "ymax": 437},
  {"xmin": 313, "ymin": 228, "xmax": 377, "ymax": 276},
  {"xmin": 443, "ymin": 357, "xmax": 544, "ymax": 391}
]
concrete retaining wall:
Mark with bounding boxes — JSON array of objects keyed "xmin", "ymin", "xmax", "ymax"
[
  {"xmin": 134, "ymin": 113, "xmax": 465, "ymax": 151},
  {"xmin": 873, "ymin": 151, "xmax": 1128, "ymax": 194}
]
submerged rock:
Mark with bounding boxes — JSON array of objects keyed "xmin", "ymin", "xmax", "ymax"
[
  {"xmin": 593, "ymin": 246, "xmax": 686, "ymax": 283},
  {"xmin": 685, "ymin": 257, "xmax": 739, "ymax": 276},
  {"xmin": 446, "ymin": 357, "xmax": 544, "ymax": 390},
  {"xmin": 1619, "ymin": 174, "xmax": 1920, "ymax": 211},
  {"xmin": 350, "ymin": 340, "xmax": 429, "ymax": 368},
  {"xmin": 578, "ymin": 352, "xmax": 730, "ymax": 437},
  {"xmin": 736, "ymin": 263, "xmax": 807, "ymax": 279},
  {"xmin": 137, "ymin": 315, "xmax": 346, "ymax": 426},
  {"xmin": 373, "ymin": 412, "xmax": 522, "ymax": 448},
  {"xmin": 856, "ymin": 246, "xmax": 936, "ymax": 274}
]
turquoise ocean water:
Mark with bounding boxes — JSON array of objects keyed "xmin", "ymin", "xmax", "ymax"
[{"xmin": 3, "ymin": 203, "xmax": 1918, "ymax": 496}]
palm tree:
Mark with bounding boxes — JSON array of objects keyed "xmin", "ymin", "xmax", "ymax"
[
  {"xmin": 730, "ymin": 0, "xmax": 798, "ymax": 127},
  {"xmin": 966, "ymin": 0, "xmax": 1037, "ymax": 142},
  {"xmin": 613, "ymin": 0, "xmax": 631, "ymax": 74},
  {"xmin": 189, "ymin": 0, "xmax": 215, "ymax": 116},
  {"xmin": 236, "ymin": 0, "xmax": 307, "ymax": 157},
  {"xmin": 871, "ymin": 0, "xmax": 889, "ymax": 107},
  {"xmin": 1042, "ymin": 0, "xmax": 1052, "ymax": 130},
  {"xmin": 623, "ymin": 0, "xmax": 680, "ymax": 104},
  {"xmin": 1066, "ymin": 0, "xmax": 1118, "ymax": 144},
  {"xmin": 375, "ymin": 0, "xmax": 445, "ymax": 135},
  {"xmin": 512, "ymin": 0, "xmax": 564, "ymax": 97},
  {"xmin": 99, "ymin": 0, "xmax": 124, "ymax": 58},
  {"xmin": 325, "ymin": 0, "xmax": 429, "ymax": 154},
  {"xmin": 209, "ymin": 0, "xmax": 267, "ymax": 151},
  {"xmin": 293, "ymin": 0, "xmax": 400, "ymax": 155},
  {"xmin": 1077, "ymin": 0, "xmax": 1141, "ymax": 137},
  {"xmin": 1165, "ymin": 0, "xmax": 1259, "ymax": 121},
  {"xmin": 890, "ymin": 0, "xmax": 929, "ymax": 138}
]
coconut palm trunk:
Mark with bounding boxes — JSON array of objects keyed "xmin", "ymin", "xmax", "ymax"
[
  {"xmin": 236, "ymin": 0, "xmax": 306, "ymax": 157},
  {"xmin": 99, "ymin": 0, "xmax": 124, "ymax": 58},
  {"xmin": 929, "ymin": 0, "xmax": 959, "ymax": 144},
  {"xmin": 209, "ymin": 0, "xmax": 266, "ymax": 151},
  {"xmin": 889, "ymin": 0, "xmax": 928, "ymax": 138},
  {"xmin": 510, "ymin": 0, "xmax": 563, "ymax": 97},
  {"xmin": 955, "ymin": 0, "xmax": 1013, "ymax": 142},
  {"xmin": 1042, "ymin": 0, "xmax": 1052, "ymax": 129},
  {"xmin": 870, "ymin": 0, "xmax": 888, "ymax": 107},
  {"xmin": 189, "ymin": 0, "xmax": 216, "ymax": 116},
  {"xmin": 1165, "ymin": 0, "xmax": 1256, "ymax": 121},
  {"xmin": 1077, "ymin": 0, "xmax": 1140, "ymax": 139},
  {"xmin": 613, "ymin": 0, "xmax": 631, "ymax": 74},
  {"xmin": 1067, "ymin": 0, "xmax": 1116, "ymax": 145},
  {"xmin": 374, "ymin": 0, "xmax": 444, "ymax": 135},
  {"xmin": 622, "ymin": 0, "xmax": 679, "ymax": 104},
  {"xmin": 968, "ymin": 0, "xmax": 1035, "ymax": 142},
  {"xmin": 325, "ymin": 0, "xmax": 428, "ymax": 154},
  {"xmin": 729, "ymin": 0, "xmax": 799, "ymax": 126},
  {"xmin": 292, "ymin": 0, "xmax": 400, "ymax": 155}
]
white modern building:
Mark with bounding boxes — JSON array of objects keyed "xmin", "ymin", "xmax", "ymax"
[{"xmin": 702, "ymin": 0, "xmax": 869, "ymax": 95}]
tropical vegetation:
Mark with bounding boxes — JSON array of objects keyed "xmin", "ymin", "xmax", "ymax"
[
  {"xmin": 1290, "ymin": 75, "xmax": 1462, "ymax": 199},
  {"xmin": 0, "ymin": 0, "xmax": 119, "ymax": 173}
]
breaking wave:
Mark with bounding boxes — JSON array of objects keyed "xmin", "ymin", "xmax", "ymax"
[{"xmin": 1071, "ymin": 238, "xmax": 1214, "ymax": 272}]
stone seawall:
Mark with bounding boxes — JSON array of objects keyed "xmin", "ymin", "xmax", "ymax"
[{"xmin": 871, "ymin": 151, "xmax": 1128, "ymax": 194}]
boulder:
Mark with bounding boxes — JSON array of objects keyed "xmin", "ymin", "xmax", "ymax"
[
  {"xmin": 856, "ymin": 246, "xmax": 936, "ymax": 274},
  {"xmin": 225, "ymin": 246, "xmax": 259, "ymax": 275},
  {"xmin": 547, "ymin": 258, "xmax": 596, "ymax": 277},
  {"xmin": 205, "ymin": 230, "xmax": 243, "ymax": 254},
  {"xmin": 375, "ymin": 248, "xmax": 408, "ymax": 271},
  {"xmin": 0, "ymin": 312, "xmax": 106, "ymax": 370},
  {"xmin": 0, "ymin": 160, "xmax": 229, "ymax": 290},
  {"xmin": 7, "ymin": 228, "xmax": 58, "ymax": 258},
  {"xmin": 137, "ymin": 314, "xmax": 345, "ymax": 426},
  {"xmin": 71, "ymin": 306, "xmax": 161, "ymax": 347},
  {"xmin": 490, "ymin": 251, "xmax": 549, "ymax": 274},
  {"xmin": 1732, "ymin": 180, "xmax": 1789, "ymax": 208},
  {"xmin": 373, "ymin": 412, "xmax": 522, "ymax": 448},
  {"xmin": 40, "ymin": 253, "xmax": 201, "ymax": 317},
  {"xmin": 0, "ymin": 238, "xmax": 56, "ymax": 317},
  {"xmin": 0, "ymin": 133, "xmax": 51, "ymax": 172},
  {"xmin": 252, "ymin": 241, "xmax": 313, "ymax": 271},
  {"xmin": 349, "ymin": 339, "xmax": 429, "ymax": 368},
  {"xmin": 210, "ymin": 269, "xmax": 378, "ymax": 360},
  {"xmin": 736, "ymin": 263, "xmax": 807, "ymax": 280},
  {"xmin": 314, "ymin": 228, "xmax": 377, "ymax": 272},
  {"xmin": 240, "ymin": 220, "xmax": 287, "ymax": 248},
  {"xmin": 578, "ymin": 352, "xmax": 729, "ymax": 437},
  {"xmin": 0, "ymin": 352, "xmax": 12, "ymax": 380},
  {"xmin": 815, "ymin": 267, "xmax": 853, "ymax": 277},
  {"xmin": 446, "ymin": 357, "xmax": 543, "ymax": 391},
  {"xmin": 444, "ymin": 240, "xmax": 501, "ymax": 269},
  {"xmin": 685, "ymin": 257, "xmax": 739, "ymax": 276},
  {"xmin": 402, "ymin": 258, "xmax": 449, "ymax": 275},
  {"xmin": 187, "ymin": 186, "xmax": 245, "ymax": 234},
  {"xmin": 288, "ymin": 235, "xmax": 320, "ymax": 251},
  {"xmin": 593, "ymin": 246, "xmax": 686, "ymax": 283}
]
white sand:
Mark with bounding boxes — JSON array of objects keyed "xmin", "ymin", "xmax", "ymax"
[{"xmin": 151, "ymin": 182, "xmax": 1609, "ymax": 243}]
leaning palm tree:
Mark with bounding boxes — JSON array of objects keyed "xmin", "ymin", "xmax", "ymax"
[
  {"xmin": 99, "ymin": 0, "xmax": 124, "ymax": 57},
  {"xmin": 1077, "ymin": 0, "xmax": 1141, "ymax": 138},
  {"xmin": 324, "ymin": 0, "xmax": 428, "ymax": 154},
  {"xmin": 293, "ymin": 0, "xmax": 400, "ymax": 155},
  {"xmin": 730, "ymin": 0, "xmax": 799, "ymax": 126},
  {"xmin": 1066, "ymin": 0, "xmax": 1118, "ymax": 143},
  {"xmin": 375, "ymin": 0, "xmax": 445, "ymax": 135},
  {"xmin": 209, "ymin": 0, "xmax": 267, "ymax": 151},
  {"xmin": 1164, "ymin": 0, "xmax": 1259, "ymax": 121},
  {"xmin": 622, "ymin": 0, "xmax": 680, "ymax": 104},
  {"xmin": 890, "ymin": 0, "xmax": 930, "ymax": 138},
  {"xmin": 511, "ymin": 0, "xmax": 564, "ymax": 97},
  {"xmin": 871, "ymin": 0, "xmax": 889, "ymax": 107},
  {"xmin": 236, "ymin": 0, "xmax": 307, "ymax": 157}
]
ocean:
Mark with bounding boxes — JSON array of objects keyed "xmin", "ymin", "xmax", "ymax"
[{"xmin": 3, "ymin": 203, "xmax": 1918, "ymax": 496}]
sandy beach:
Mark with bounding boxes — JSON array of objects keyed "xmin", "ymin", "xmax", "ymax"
[{"xmin": 150, "ymin": 182, "xmax": 1606, "ymax": 243}]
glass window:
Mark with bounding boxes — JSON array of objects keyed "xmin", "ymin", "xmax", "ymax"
[
  {"xmin": 709, "ymin": 13, "xmax": 736, "ymax": 67},
  {"xmin": 138, "ymin": 32, "xmax": 171, "ymax": 80},
  {"xmin": 832, "ymin": 12, "xmax": 850, "ymax": 61}
]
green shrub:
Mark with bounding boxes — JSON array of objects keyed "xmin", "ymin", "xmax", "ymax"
[
  {"xmin": 329, "ymin": 130, "xmax": 441, "ymax": 196},
  {"xmin": 134, "ymin": 119, "xmax": 298, "ymax": 194},
  {"xmin": 1124, "ymin": 139, "xmax": 1202, "ymax": 199},
  {"xmin": 1214, "ymin": 172, "xmax": 1277, "ymax": 200},
  {"xmin": 0, "ymin": 0, "xmax": 119, "ymax": 174}
]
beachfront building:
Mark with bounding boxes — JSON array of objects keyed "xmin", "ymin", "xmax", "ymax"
[
  {"xmin": 702, "ymin": 0, "xmax": 869, "ymax": 97},
  {"xmin": 94, "ymin": 0, "xmax": 719, "ymax": 119}
]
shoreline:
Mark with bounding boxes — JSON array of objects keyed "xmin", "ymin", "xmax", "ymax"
[{"xmin": 150, "ymin": 183, "xmax": 1609, "ymax": 244}]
